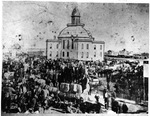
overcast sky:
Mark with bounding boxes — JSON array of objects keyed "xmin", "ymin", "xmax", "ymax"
[{"xmin": 2, "ymin": 1, "xmax": 149, "ymax": 53}]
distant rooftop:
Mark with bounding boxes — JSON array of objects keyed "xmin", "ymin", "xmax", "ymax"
[
  {"xmin": 46, "ymin": 39, "xmax": 60, "ymax": 42},
  {"xmin": 93, "ymin": 41, "xmax": 105, "ymax": 44}
]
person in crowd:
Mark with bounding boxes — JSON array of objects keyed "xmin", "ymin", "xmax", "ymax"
[
  {"xmin": 2, "ymin": 83, "xmax": 16, "ymax": 113},
  {"xmin": 103, "ymin": 88, "xmax": 109, "ymax": 110},
  {"xmin": 122, "ymin": 102, "xmax": 128, "ymax": 113},
  {"xmin": 111, "ymin": 99, "xmax": 120, "ymax": 113},
  {"xmin": 78, "ymin": 97, "xmax": 86, "ymax": 113},
  {"xmin": 94, "ymin": 95, "xmax": 102, "ymax": 113},
  {"xmin": 81, "ymin": 75, "xmax": 88, "ymax": 91},
  {"xmin": 111, "ymin": 90, "xmax": 116, "ymax": 106}
]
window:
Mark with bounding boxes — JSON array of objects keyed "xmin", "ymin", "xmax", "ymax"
[
  {"xmin": 75, "ymin": 43, "xmax": 76, "ymax": 50},
  {"xmin": 94, "ymin": 52, "xmax": 96, "ymax": 57},
  {"xmin": 87, "ymin": 44, "xmax": 89, "ymax": 49},
  {"xmin": 94, "ymin": 45, "xmax": 96, "ymax": 50},
  {"xmin": 67, "ymin": 40, "xmax": 69, "ymax": 49},
  {"xmin": 50, "ymin": 44, "xmax": 52, "ymax": 49},
  {"xmin": 81, "ymin": 52, "xmax": 84, "ymax": 58},
  {"xmin": 67, "ymin": 52, "xmax": 69, "ymax": 57},
  {"xmin": 87, "ymin": 52, "xmax": 89, "ymax": 58},
  {"xmin": 72, "ymin": 39, "xmax": 74, "ymax": 49},
  {"xmin": 56, "ymin": 51, "xmax": 58, "ymax": 57},
  {"xmin": 50, "ymin": 51, "xmax": 52, "ymax": 57},
  {"xmin": 63, "ymin": 52, "xmax": 65, "ymax": 57},
  {"xmin": 82, "ymin": 44, "xmax": 84, "ymax": 49},
  {"xmin": 100, "ymin": 45, "xmax": 102, "ymax": 50},
  {"xmin": 75, "ymin": 43, "xmax": 78, "ymax": 50},
  {"xmin": 100, "ymin": 52, "xmax": 102, "ymax": 57},
  {"xmin": 63, "ymin": 40, "xmax": 65, "ymax": 49},
  {"xmin": 56, "ymin": 44, "xmax": 59, "ymax": 49},
  {"xmin": 54, "ymin": 35, "xmax": 56, "ymax": 39}
]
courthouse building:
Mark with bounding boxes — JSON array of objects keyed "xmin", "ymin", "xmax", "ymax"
[{"xmin": 46, "ymin": 7, "xmax": 105, "ymax": 61}]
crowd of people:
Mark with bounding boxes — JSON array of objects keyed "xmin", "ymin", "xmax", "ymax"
[
  {"xmin": 2, "ymin": 55, "xmax": 145, "ymax": 113},
  {"xmin": 105, "ymin": 60, "xmax": 144, "ymax": 101},
  {"xmin": 89, "ymin": 58, "xmax": 145, "ymax": 102},
  {"xmin": 103, "ymin": 87, "xmax": 128, "ymax": 113},
  {"xmin": 2, "ymin": 56, "xmax": 95, "ymax": 113}
]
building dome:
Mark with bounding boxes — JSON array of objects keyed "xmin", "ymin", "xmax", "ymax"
[
  {"xmin": 58, "ymin": 26, "xmax": 93, "ymax": 38},
  {"xmin": 58, "ymin": 7, "xmax": 93, "ymax": 39},
  {"xmin": 72, "ymin": 7, "xmax": 80, "ymax": 16}
]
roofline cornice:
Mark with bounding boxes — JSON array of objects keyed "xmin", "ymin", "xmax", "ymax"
[
  {"xmin": 58, "ymin": 36, "xmax": 90, "ymax": 39},
  {"xmin": 93, "ymin": 41, "xmax": 105, "ymax": 44}
]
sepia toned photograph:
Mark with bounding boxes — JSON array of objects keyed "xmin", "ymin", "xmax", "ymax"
[{"xmin": 1, "ymin": 1, "xmax": 149, "ymax": 115}]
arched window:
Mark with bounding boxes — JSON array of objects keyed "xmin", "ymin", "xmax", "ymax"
[
  {"xmin": 82, "ymin": 44, "xmax": 84, "ymax": 49},
  {"xmin": 72, "ymin": 39, "xmax": 74, "ymax": 49},
  {"xmin": 67, "ymin": 40, "xmax": 69, "ymax": 49},
  {"xmin": 94, "ymin": 45, "xmax": 96, "ymax": 50},
  {"xmin": 50, "ymin": 51, "xmax": 52, "ymax": 57},
  {"xmin": 81, "ymin": 52, "xmax": 84, "ymax": 58},
  {"xmin": 100, "ymin": 52, "xmax": 102, "ymax": 57},
  {"xmin": 63, "ymin": 52, "xmax": 65, "ymax": 57},
  {"xmin": 50, "ymin": 44, "xmax": 52, "ymax": 49},
  {"xmin": 87, "ymin": 44, "xmax": 89, "ymax": 49},
  {"xmin": 100, "ymin": 45, "xmax": 102, "ymax": 50},
  {"xmin": 72, "ymin": 17, "xmax": 75, "ymax": 24},
  {"xmin": 56, "ymin": 51, "xmax": 59, "ymax": 57},
  {"xmin": 67, "ymin": 52, "xmax": 69, "ymax": 57},
  {"xmin": 94, "ymin": 52, "xmax": 96, "ymax": 57},
  {"xmin": 56, "ymin": 44, "xmax": 59, "ymax": 49},
  {"xmin": 63, "ymin": 40, "xmax": 65, "ymax": 49},
  {"xmin": 87, "ymin": 52, "xmax": 89, "ymax": 58}
]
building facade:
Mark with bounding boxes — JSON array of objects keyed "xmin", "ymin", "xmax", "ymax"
[{"xmin": 46, "ymin": 7, "xmax": 105, "ymax": 61}]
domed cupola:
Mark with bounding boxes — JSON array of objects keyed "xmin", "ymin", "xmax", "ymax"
[
  {"xmin": 71, "ymin": 7, "xmax": 80, "ymax": 25},
  {"xmin": 58, "ymin": 7, "xmax": 93, "ymax": 39},
  {"xmin": 66, "ymin": 7, "xmax": 84, "ymax": 27},
  {"xmin": 72, "ymin": 7, "xmax": 80, "ymax": 16}
]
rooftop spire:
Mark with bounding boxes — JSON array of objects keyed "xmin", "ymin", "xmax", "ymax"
[
  {"xmin": 67, "ymin": 7, "xmax": 84, "ymax": 27},
  {"xmin": 72, "ymin": 7, "xmax": 80, "ymax": 17}
]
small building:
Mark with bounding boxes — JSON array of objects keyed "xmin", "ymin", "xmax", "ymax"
[
  {"xmin": 46, "ymin": 7, "xmax": 105, "ymax": 61},
  {"xmin": 118, "ymin": 49, "xmax": 130, "ymax": 56},
  {"xmin": 26, "ymin": 48, "xmax": 45, "ymax": 57},
  {"xmin": 106, "ymin": 50, "xmax": 118, "ymax": 56}
]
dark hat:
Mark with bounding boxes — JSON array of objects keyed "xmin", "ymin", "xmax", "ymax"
[{"xmin": 95, "ymin": 95, "xmax": 99, "ymax": 101}]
